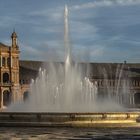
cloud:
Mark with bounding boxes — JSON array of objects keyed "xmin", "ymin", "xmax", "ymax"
[
  {"xmin": 0, "ymin": 0, "xmax": 140, "ymax": 63},
  {"xmin": 1, "ymin": 39, "xmax": 11, "ymax": 46},
  {"xmin": 70, "ymin": 20, "xmax": 98, "ymax": 40},
  {"xmin": 19, "ymin": 42, "xmax": 43, "ymax": 60},
  {"xmin": 71, "ymin": 0, "xmax": 140, "ymax": 10},
  {"xmin": 19, "ymin": 40, "xmax": 65, "ymax": 61},
  {"xmin": 29, "ymin": 6, "xmax": 63, "ymax": 22},
  {"xmin": 0, "ymin": 16, "xmax": 17, "ymax": 28},
  {"xmin": 0, "ymin": 14, "xmax": 41, "ymax": 29},
  {"xmin": 90, "ymin": 46, "xmax": 104, "ymax": 57}
]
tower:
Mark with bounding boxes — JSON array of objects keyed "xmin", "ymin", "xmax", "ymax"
[
  {"xmin": 10, "ymin": 31, "xmax": 20, "ymax": 103},
  {"xmin": 0, "ymin": 31, "xmax": 20, "ymax": 108},
  {"xmin": 11, "ymin": 30, "xmax": 18, "ymax": 49}
]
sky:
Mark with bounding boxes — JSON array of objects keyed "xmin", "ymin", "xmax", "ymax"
[{"xmin": 0, "ymin": 0, "xmax": 140, "ymax": 63}]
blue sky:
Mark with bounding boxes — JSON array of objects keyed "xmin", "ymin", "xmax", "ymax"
[{"xmin": 0, "ymin": 0, "xmax": 140, "ymax": 63}]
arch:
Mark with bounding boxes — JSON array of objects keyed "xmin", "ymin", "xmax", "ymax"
[
  {"xmin": 3, "ymin": 73, "xmax": 9, "ymax": 83},
  {"xmin": 23, "ymin": 91, "xmax": 29, "ymax": 101},
  {"xmin": 134, "ymin": 93, "xmax": 140, "ymax": 105},
  {"xmin": 3, "ymin": 90, "xmax": 11, "ymax": 106}
]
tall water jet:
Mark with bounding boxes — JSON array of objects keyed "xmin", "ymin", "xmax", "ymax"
[
  {"xmin": 64, "ymin": 5, "xmax": 72, "ymax": 108},
  {"xmin": 64, "ymin": 5, "xmax": 71, "ymax": 65}
]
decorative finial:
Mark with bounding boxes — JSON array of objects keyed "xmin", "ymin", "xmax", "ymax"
[{"xmin": 11, "ymin": 28, "xmax": 17, "ymax": 38}]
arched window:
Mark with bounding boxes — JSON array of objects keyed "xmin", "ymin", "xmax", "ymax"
[
  {"xmin": 2, "ymin": 57, "xmax": 6, "ymax": 67},
  {"xmin": 23, "ymin": 91, "xmax": 29, "ymax": 101},
  {"xmin": 3, "ymin": 73, "xmax": 9, "ymax": 83},
  {"xmin": 134, "ymin": 93, "xmax": 140, "ymax": 105},
  {"xmin": 3, "ymin": 90, "xmax": 11, "ymax": 106}
]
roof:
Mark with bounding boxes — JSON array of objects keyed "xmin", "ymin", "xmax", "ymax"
[
  {"xmin": 19, "ymin": 60, "xmax": 140, "ymax": 79},
  {"xmin": 19, "ymin": 60, "xmax": 44, "ymax": 71},
  {"xmin": 0, "ymin": 42, "xmax": 10, "ymax": 49}
]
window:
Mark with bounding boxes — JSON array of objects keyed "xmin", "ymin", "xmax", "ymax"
[
  {"xmin": 16, "ymin": 57, "xmax": 19, "ymax": 66},
  {"xmin": 3, "ymin": 90, "xmax": 11, "ymax": 106},
  {"xmin": 2, "ymin": 57, "xmax": 6, "ymax": 67},
  {"xmin": 7, "ymin": 57, "xmax": 10, "ymax": 67},
  {"xmin": 3, "ymin": 73, "xmax": 10, "ymax": 83}
]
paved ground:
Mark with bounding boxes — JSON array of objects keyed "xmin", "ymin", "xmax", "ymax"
[{"xmin": 0, "ymin": 127, "xmax": 139, "ymax": 140}]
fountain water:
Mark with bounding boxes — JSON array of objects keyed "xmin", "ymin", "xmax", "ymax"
[
  {"xmin": 7, "ymin": 5, "xmax": 128, "ymax": 112},
  {"xmin": 2, "ymin": 5, "xmax": 140, "ymax": 128},
  {"xmin": 99, "ymin": 63, "xmax": 132, "ymax": 107}
]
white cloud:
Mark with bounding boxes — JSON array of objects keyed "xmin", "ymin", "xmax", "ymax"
[
  {"xmin": 71, "ymin": 0, "xmax": 140, "ymax": 10},
  {"xmin": 71, "ymin": 20, "xmax": 97, "ymax": 35},
  {"xmin": 19, "ymin": 42, "xmax": 43, "ymax": 60},
  {"xmin": 90, "ymin": 46, "xmax": 104, "ymax": 57},
  {"xmin": 0, "ymin": 16, "xmax": 16, "ymax": 28},
  {"xmin": 1, "ymin": 39, "xmax": 11, "ymax": 46},
  {"xmin": 29, "ymin": 6, "xmax": 63, "ymax": 22},
  {"xmin": 19, "ymin": 40, "xmax": 65, "ymax": 61},
  {"xmin": 0, "ymin": 14, "xmax": 40, "ymax": 29},
  {"xmin": 69, "ymin": 20, "xmax": 98, "ymax": 42}
]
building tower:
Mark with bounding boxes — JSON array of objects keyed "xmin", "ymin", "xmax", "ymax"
[
  {"xmin": 0, "ymin": 31, "xmax": 20, "ymax": 108},
  {"xmin": 10, "ymin": 31, "xmax": 20, "ymax": 103},
  {"xmin": 11, "ymin": 31, "xmax": 18, "ymax": 46}
]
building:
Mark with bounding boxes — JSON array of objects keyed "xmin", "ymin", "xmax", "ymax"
[
  {"xmin": 0, "ymin": 31, "xmax": 20, "ymax": 108},
  {"xmin": 0, "ymin": 32, "xmax": 140, "ymax": 109}
]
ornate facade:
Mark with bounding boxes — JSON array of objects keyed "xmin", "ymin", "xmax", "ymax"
[
  {"xmin": 0, "ymin": 32, "xmax": 140, "ymax": 109},
  {"xmin": 0, "ymin": 32, "xmax": 21, "ymax": 108}
]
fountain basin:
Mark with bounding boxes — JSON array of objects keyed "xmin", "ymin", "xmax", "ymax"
[{"xmin": 0, "ymin": 112, "xmax": 140, "ymax": 127}]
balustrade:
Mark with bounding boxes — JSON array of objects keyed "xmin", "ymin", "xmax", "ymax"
[{"xmin": 92, "ymin": 79, "xmax": 140, "ymax": 89}]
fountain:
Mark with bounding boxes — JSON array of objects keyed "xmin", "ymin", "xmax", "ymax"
[
  {"xmin": 0, "ymin": 5, "xmax": 140, "ymax": 127},
  {"xmin": 7, "ymin": 5, "xmax": 123, "ymax": 112}
]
